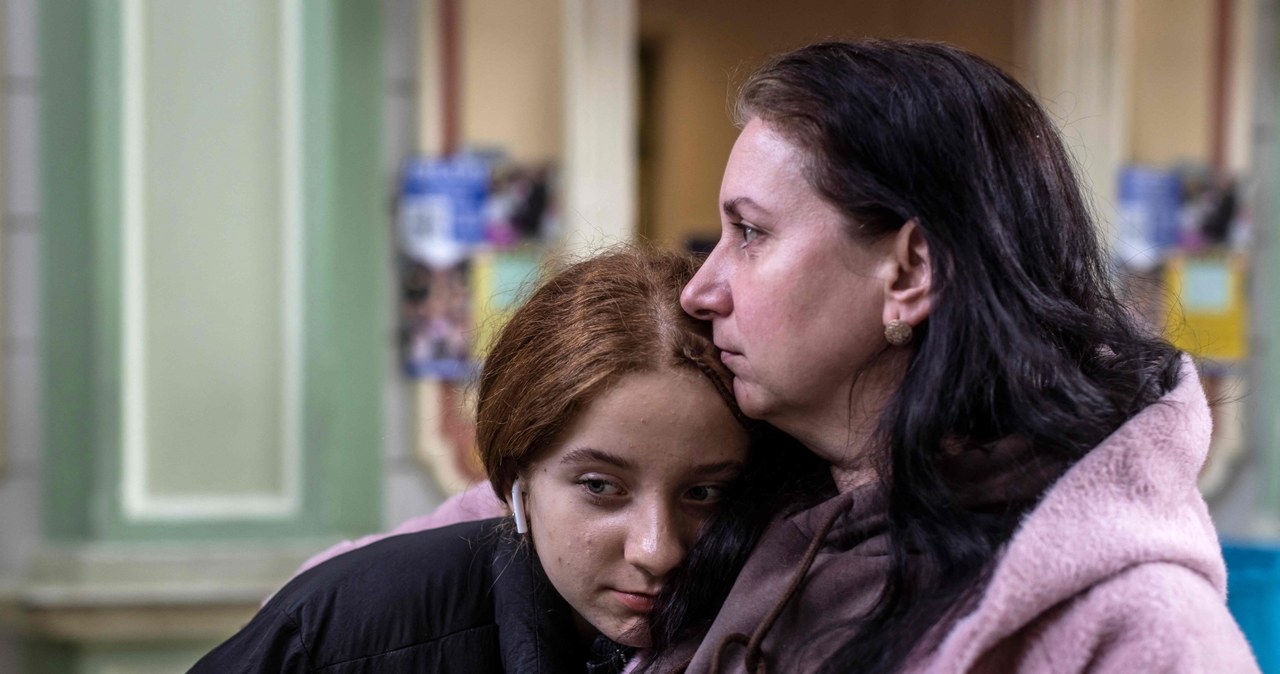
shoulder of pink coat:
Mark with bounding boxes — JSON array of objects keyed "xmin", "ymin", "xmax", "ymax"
[{"xmin": 289, "ymin": 482, "xmax": 506, "ymax": 579}]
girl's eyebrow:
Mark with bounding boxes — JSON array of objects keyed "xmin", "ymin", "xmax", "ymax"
[
  {"xmin": 688, "ymin": 460, "xmax": 745, "ymax": 477},
  {"xmin": 559, "ymin": 447, "xmax": 635, "ymax": 469},
  {"xmin": 558, "ymin": 450, "xmax": 743, "ymax": 477}
]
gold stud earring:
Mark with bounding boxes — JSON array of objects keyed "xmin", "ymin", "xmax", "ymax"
[{"xmin": 884, "ymin": 319, "xmax": 913, "ymax": 346}]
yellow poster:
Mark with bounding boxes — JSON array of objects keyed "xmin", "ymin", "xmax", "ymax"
[
  {"xmin": 1163, "ymin": 253, "xmax": 1247, "ymax": 362},
  {"xmin": 470, "ymin": 248, "xmax": 544, "ymax": 360}
]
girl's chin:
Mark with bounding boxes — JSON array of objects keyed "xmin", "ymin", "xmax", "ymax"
[{"xmin": 604, "ymin": 619, "xmax": 652, "ymax": 649}]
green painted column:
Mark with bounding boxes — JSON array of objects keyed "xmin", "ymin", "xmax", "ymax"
[
  {"xmin": 41, "ymin": 0, "xmax": 385, "ymax": 542},
  {"xmin": 40, "ymin": 0, "xmax": 98, "ymax": 541}
]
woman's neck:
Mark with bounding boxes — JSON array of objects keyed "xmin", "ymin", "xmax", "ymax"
[
  {"xmin": 777, "ymin": 415, "xmax": 881, "ymax": 494},
  {"xmin": 830, "ymin": 464, "xmax": 878, "ymax": 493},
  {"xmin": 781, "ymin": 356, "xmax": 904, "ymax": 495}
]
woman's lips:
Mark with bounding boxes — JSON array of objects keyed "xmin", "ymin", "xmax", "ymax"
[{"xmin": 612, "ymin": 590, "xmax": 656, "ymax": 613}]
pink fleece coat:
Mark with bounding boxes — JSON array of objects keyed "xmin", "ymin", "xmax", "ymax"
[
  {"xmin": 677, "ymin": 358, "xmax": 1258, "ymax": 673},
  {"xmin": 908, "ymin": 360, "xmax": 1259, "ymax": 672}
]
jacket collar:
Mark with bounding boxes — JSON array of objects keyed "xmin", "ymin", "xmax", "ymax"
[
  {"xmin": 491, "ymin": 530, "xmax": 592, "ymax": 673},
  {"xmin": 489, "ymin": 529, "xmax": 635, "ymax": 673}
]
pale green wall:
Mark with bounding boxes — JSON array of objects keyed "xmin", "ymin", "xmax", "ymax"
[{"xmin": 141, "ymin": 0, "xmax": 290, "ymax": 498}]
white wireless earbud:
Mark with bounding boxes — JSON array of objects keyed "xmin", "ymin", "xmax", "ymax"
[{"xmin": 510, "ymin": 478, "xmax": 528, "ymax": 534}]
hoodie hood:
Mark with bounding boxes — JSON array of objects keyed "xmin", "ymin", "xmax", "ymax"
[{"xmin": 925, "ymin": 356, "xmax": 1225, "ymax": 669}]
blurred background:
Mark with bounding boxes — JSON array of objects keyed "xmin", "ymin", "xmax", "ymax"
[{"xmin": 0, "ymin": 0, "xmax": 1278, "ymax": 671}]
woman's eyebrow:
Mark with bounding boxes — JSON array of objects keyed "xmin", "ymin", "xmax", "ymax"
[
  {"xmin": 559, "ymin": 447, "xmax": 635, "ymax": 469},
  {"xmin": 722, "ymin": 197, "xmax": 766, "ymax": 220}
]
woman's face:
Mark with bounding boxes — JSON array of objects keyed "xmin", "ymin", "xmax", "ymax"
[
  {"xmin": 522, "ymin": 368, "xmax": 749, "ymax": 647},
  {"xmin": 680, "ymin": 118, "xmax": 897, "ymax": 454}
]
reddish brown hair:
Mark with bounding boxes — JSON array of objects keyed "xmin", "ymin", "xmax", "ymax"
[{"xmin": 476, "ymin": 246, "xmax": 738, "ymax": 502}]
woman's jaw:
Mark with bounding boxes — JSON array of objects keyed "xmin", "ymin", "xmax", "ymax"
[{"xmin": 732, "ymin": 347, "xmax": 910, "ymax": 495}]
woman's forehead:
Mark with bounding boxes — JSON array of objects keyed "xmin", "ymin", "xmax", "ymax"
[{"xmin": 721, "ymin": 120, "xmax": 817, "ymax": 214}]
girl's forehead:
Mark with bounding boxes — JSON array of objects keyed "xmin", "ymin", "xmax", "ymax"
[{"xmin": 535, "ymin": 369, "xmax": 750, "ymax": 474}]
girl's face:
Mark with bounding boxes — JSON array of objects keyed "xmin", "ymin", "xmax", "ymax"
[
  {"xmin": 680, "ymin": 117, "xmax": 899, "ymax": 457},
  {"xmin": 521, "ymin": 368, "xmax": 749, "ymax": 647}
]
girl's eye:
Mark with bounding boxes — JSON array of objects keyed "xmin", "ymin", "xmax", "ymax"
[
  {"xmin": 578, "ymin": 477, "xmax": 622, "ymax": 497},
  {"xmin": 686, "ymin": 485, "xmax": 727, "ymax": 503}
]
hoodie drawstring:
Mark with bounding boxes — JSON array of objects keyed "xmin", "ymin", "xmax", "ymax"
[{"xmin": 709, "ymin": 505, "xmax": 844, "ymax": 674}]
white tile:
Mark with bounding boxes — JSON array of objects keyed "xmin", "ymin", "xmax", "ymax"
[
  {"xmin": 1208, "ymin": 453, "xmax": 1259, "ymax": 539},
  {"xmin": 382, "ymin": 369, "xmax": 411, "ymax": 462},
  {"xmin": 0, "ymin": 475, "xmax": 41, "ymax": 575},
  {"xmin": 5, "ymin": 90, "xmax": 40, "ymax": 217},
  {"xmin": 382, "ymin": 0, "xmax": 417, "ymax": 83},
  {"xmin": 5, "ymin": 214, "xmax": 37, "ymax": 232},
  {"xmin": 3, "ymin": 0, "xmax": 39, "ymax": 80},
  {"xmin": 383, "ymin": 467, "xmax": 443, "ymax": 530},
  {"xmin": 4, "ymin": 346, "xmax": 39, "ymax": 468},
  {"xmin": 383, "ymin": 89, "xmax": 416, "ymax": 177},
  {"xmin": 4, "ymin": 227, "xmax": 38, "ymax": 344}
]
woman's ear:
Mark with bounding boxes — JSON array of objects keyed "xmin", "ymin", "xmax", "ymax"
[{"xmin": 882, "ymin": 219, "xmax": 932, "ymax": 327}]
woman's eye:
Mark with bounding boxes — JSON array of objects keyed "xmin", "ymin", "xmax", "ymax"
[
  {"xmin": 578, "ymin": 478, "xmax": 621, "ymax": 496},
  {"xmin": 728, "ymin": 222, "xmax": 760, "ymax": 248},
  {"xmin": 686, "ymin": 485, "xmax": 726, "ymax": 503},
  {"xmin": 738, "ymin": 224, "xmax": 760, "ymax": 246}
]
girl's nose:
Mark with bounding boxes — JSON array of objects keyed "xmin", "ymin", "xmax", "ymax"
[{"xmin": 623, "ymin": 503, "xmax": 688, "ymax": 580}]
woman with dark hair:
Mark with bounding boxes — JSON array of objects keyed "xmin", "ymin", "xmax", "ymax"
[
  {"xmin": 648, "ymin": 39, "xmax": 1258, "ymax": 673},
  {"xmin": 190, "ymin": 248, "xmax": 804, "ymax": 673}
]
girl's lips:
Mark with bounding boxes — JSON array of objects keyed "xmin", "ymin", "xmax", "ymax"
[{"xmin": 612, "ymin": 590, "xmax": 656, "ymax": 613}]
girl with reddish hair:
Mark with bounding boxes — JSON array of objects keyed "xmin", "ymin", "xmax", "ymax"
[{"xmin": 191, "ymin": 248, "xmax": 809, "ymax": 673}]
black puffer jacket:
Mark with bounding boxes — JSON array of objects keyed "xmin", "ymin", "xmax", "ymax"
[{"xmin": 191, "ymin": 518, "xmax": 629, "ymax": 673}]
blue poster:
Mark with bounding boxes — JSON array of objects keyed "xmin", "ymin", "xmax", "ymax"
[{"xmin": 398, "ymin": 154, "xmax": 491, "ymax": 269}]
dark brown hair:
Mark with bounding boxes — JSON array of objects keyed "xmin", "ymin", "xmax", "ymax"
[{"xmin": 476, "ymin": 246, "xmax": 739, "ymax": 502}]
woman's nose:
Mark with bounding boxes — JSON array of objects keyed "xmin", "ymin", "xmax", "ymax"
[
  {"xmin": 623, "ymin": 503, "xmax": 689, "ymax": 580},
  {"xmin": 680, "ymin": 247, "xmax": 731, "ymax": 320}
]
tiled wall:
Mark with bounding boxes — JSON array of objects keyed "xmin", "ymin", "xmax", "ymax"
[
  {"xmin": 380, "ymin": 0, "xmax": 447, "ymax": 529},
  {"xmin": 0, "ymin": 0, "xmax": 41, "ymax": 668},
  {"xmin": 1, "ymin": 0, "xmax": 41, "ymax": 589}
]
